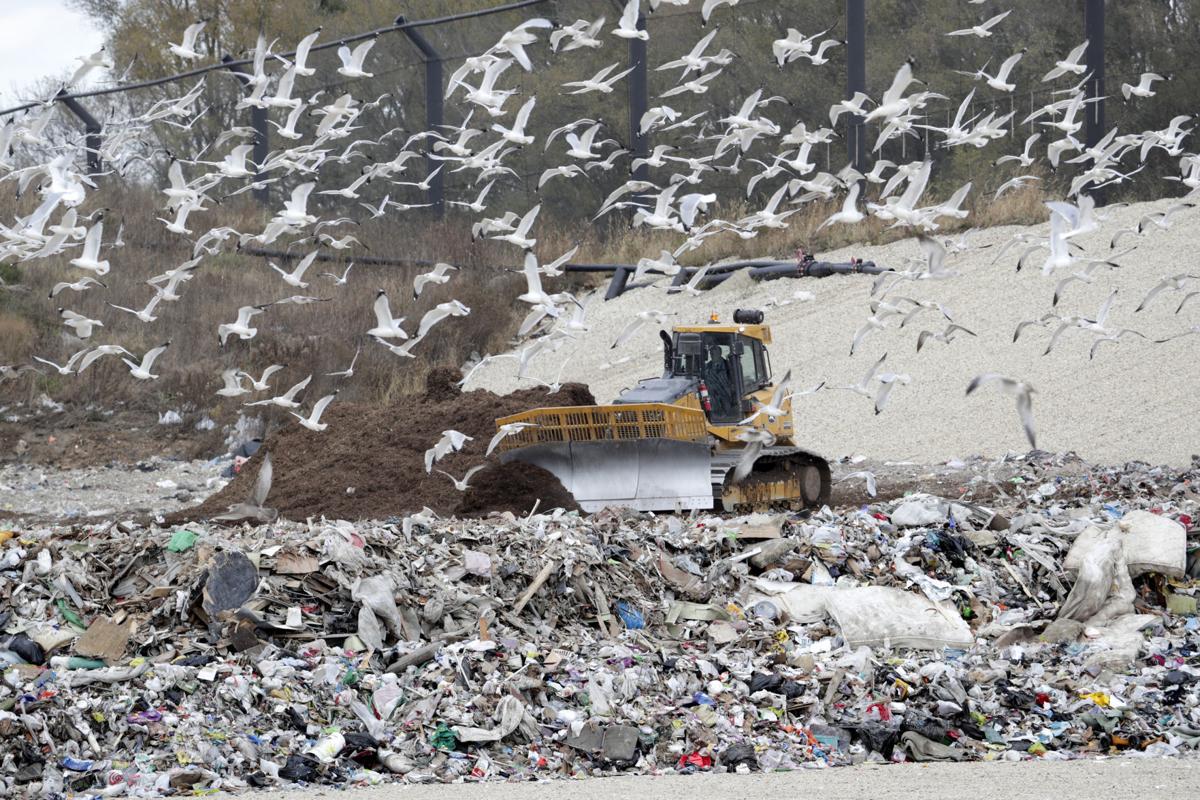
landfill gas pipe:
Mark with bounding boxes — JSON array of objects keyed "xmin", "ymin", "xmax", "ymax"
[{"xmin": 686, "ymin": 259, "xmax": 887, "ymax": 290}]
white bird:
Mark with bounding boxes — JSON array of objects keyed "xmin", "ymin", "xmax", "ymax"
[
  {"xmin": 59, "ymin": 308, "xmax": 102, "ymax": 339},
  {"xmin": 374, "ymin": 334, "xmax": 425, "ymax": 359},
  {"xmin": 107, "ymin": 293, "xmax": 164, "ymax": 324},
  {"xmin": 122, "ymin": 342, "xmax": 170, "ymax": 381},
  {"xmin": 818, "ymin": 183, "xmax": 864, "ymax": 229},
  {"xmin": 292, "ymin": 392, "xmax": 338, "ymax": 432},
  {"xmin": 837, "ymin": 471, "xmax": 877, "ymax": 498},
  {"xmin": 916, "ymin": 324, "xmax": 976, "ymax": 352},
  {"xmin": 327, "ymin": 344, "xmax": 361, "ymax": 379},
  {"xmin": 738, "ymin": 369, "xmax": 796, "ymax": 425},
  {"xmin": 68, "ymin": 46, "xmax": 113, "ymax": 87},
  {"xmin": 216, "ymin": 369, "xmax": 250, "ymax": 398},
  {"xmin": 995, "ymin": 133, "xmax": 1042, "ymax": 167},
  {"xmin": 874, "ymin": 372, "xmax": 911, "ymax": 414},
  {"xmin": 732, "ymin": 428, "xmax": 775, "ymax": 483},
  {"xmin": 486, "ymin": 422, "xmax": 539, "ymax": 456},
  {"xmin": 32, "ymin": 349, "xmax": 89, "ymax": 376},
  {"xmin": 169, "ymin": 19, "xmax": 207, "ymax": 60},
  {"xmin": 437, "ymin": 465, "xmax": 486, "ymax": 491},
  {"xmin": 551, "ymin": 17, "xmax": 605, "ymax": 52},
  {"xmin": 490, "ymin": 203, "xmax": 540, "ymax": 250},
  {"xmin": 1042, "ymin": 41, "xmax": 1090, "ymax": 82},
  {"xmin": 337, "ymin": 37, "xmax": 377, "ymax": 78},
  {"xmin": 321, "ymin": 262, "xmax": 355, "ymax": 286},
  {"xmin": 966, "ymin": 374, "xmax": 1037, "ymax": 449},
  {"xmin": 447, "ymin": 179, "xmax": 495, "ymax": 213},
  {"xmin": 245, "ymin": 374, "xmax": 312, "ymax": 409},
  {"xmin": 289, "ymin": 28, "xmax": 322, "ymax": 76},
  {"xmin": 956, "ymin": 49, "xmax": 1024, "ymax": 93},
  {"xmin": 277, "ymin": 182, "xmax": 317, "ymax": 227},
  {"xmin": 947, "ymin": 10, "xmax": 1011, "ymax": 37},
  {"xmin": 425, "ymin": 430, "xmax": 473, "ymax": 473},
  {"xmin": 270, "ymin": 251, "xmax": 319, "ymax": 289},
  {"xmin": 563, "ymin": 63, "xmax": 635, "ymax": 95},
  {"xmin": 218, "ymin": 305, "xmax": 268, "ymax": 346},
  {"xmin": 417, "ymin": 300, "xmax": 471, "ymax": 338},
  {"xmin": 413, "ymin": 263, "xmax": 458, "ymax": 299},
  {"xmin": 612, "ymin": 310, "xmax": 672, "ymax": 349},
  {"xmin": 994, "ymin": 174, "xmax": 1040, "ymax": 200},
  {"xmin": 1135, "ymin": 274, "xmax": 1200, "ymax": 313},
  {"xmin": 668, "ymin": 265, "xmax": 714, "ymax": 296},
  {"xmin": 49, "ymin": 277, "xmax": 106, "ymax": 298},
  {"xmin": 836, "ymin": 352, "xmax": 888, "ymax": 397},
  {"xmin": 75, "ymin": 344, "xmax": 131, "ymax": 374},
  {"xmin": 492, "ymin": 97, "xmax": 536, "ymax": 145},
  {"xmin": 240, "ymin": 364, "xmax": 285, "ymax": 392},
  {"xmin": 612, "ymin": 0, "xmax": 648, "ymax": 40},
  {"xmin": 701, "ymin": 0, "xmax": 740, "ymax": 25},
  {"xmin": 1122, "ymin": 72, "xmax": 1169, "ymax": 101},
  {"xmin": 69, "ymin": 220, "xmax": 110, "ymax": 276},
  {"xmin": 368, "ymin": 290, "xmax": 408, "ymax": 339}
]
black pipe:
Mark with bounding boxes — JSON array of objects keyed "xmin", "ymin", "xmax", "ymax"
[
  {"xmin": 58, "ymin": 92, "xmax": 103, "ymax": 176},
  {"xmin": 628, "ymin": 13, "xmax": 650, "ymax": 186},
  {"xmin": 1084, "ymin": 0, "xmax": 1106, "ymax": 204},
  {"xmin": 221, "ymin": 55, "xmax": 270, "ymax": 205}
]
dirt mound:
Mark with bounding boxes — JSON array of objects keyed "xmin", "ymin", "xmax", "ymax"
[{"xmin": 179, "ymin": 370, "xmax": 592, "ymax": 521}]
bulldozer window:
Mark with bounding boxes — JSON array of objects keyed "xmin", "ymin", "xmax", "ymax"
[
  {"xmin": 736, "ymin": 336, "xmax": 768, "ymax": 391},
  {"xmin": 700, "ymin": 333, "xmax": 739, "ymax": 422}
]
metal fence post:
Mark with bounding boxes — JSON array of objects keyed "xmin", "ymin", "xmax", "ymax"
[
  {"xmin": 1084, "ymin": 0, "xmax": 1105, "ymax": 148},
  {"xmin": 57, "ymin": 90, "xmax": 102, "ymax": 176},
  {"xmin": 400, "ymin": 16, "xmax": 445, "ymax": 218},
  {"xmin": 628, "ymin": 13, "xmax": 650, "ymax": 185},
  {"xmin": 846, "ymin": 0, "xmax": 867, "ymax": 172},
  {"xmin": 221, "ymin": 54, "xmax": 270, "ymax": 205}
]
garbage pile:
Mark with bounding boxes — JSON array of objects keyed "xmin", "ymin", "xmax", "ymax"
[
  {"xmin": 1, "ymin": 452, "xmax": 1198, "ymax": 796},
  {"xmin": 179, "ymin": 368, "xmax": 588, "ymax": 522}
]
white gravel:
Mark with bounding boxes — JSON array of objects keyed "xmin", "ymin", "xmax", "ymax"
[{"xmin": 470, "ymin": 196, "xmax": 1200, "ymax": 467}]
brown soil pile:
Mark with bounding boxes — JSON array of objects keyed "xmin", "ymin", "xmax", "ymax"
[{"xmin": 179, "ymin": 368, "xmax": 591, "ymax": 522}]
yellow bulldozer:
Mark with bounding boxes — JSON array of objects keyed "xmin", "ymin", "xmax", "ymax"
[{"xmin": 494, "ymin": 309, "xmax": 831, "ymax": 512}]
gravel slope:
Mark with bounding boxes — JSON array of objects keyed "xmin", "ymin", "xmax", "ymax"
[{"xmin": 471, "ymin": 196, "xmax": 1200, "ymax": 467}]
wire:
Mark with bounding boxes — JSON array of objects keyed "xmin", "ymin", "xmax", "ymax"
[{"xmin": 0, "ymin": 0, "xmax": 549, "ymax": 117}]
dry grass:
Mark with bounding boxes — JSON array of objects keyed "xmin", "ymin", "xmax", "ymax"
[{"xmin": 0, "ymin": 175, "xmax": 1050, "ymax": 420}]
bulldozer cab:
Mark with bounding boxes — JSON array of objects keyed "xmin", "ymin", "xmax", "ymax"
[{"xmin": 671, "ymin": 330, "xmax": 771, "ymax": 425}]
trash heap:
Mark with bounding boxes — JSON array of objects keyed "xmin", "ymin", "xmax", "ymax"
[{"xmin": 1, "ymin": 452, "xmax": 1198, "ymax": 796}]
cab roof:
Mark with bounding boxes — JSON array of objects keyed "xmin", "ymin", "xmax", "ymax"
[{"xmin": 673, "ymin": 323, "xmax": 772, "ymax": 344}]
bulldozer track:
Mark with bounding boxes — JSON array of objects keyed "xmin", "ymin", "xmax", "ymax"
[{"xmin": 714, "ymin": 446, "xmax": 832, "ymax": 513}]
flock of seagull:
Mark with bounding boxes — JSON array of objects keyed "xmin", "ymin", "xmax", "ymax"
[{"xmin": 1, "ymin": 0, "xmax": 1199, "ymax": 488}]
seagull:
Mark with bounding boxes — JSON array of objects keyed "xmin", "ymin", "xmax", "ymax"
[
  {"xmin": 216, "ymin": 369, "xmax": 250, "ymax": 398},
  {"xmin": 701, "ymin": 0, "xmax": 739, "ymax": 25},
  {"xmin": 486, "ymin": 422, "xmax": 539, "ymax": 456},
  {"xmin": 75, "ymin": 345, "xmax": 131, "ymax": 374},
  {"xmin": 994, "ymin": 175, "xmax": 1040, "ymax": 200},
  {"xmin": 563, "ymin": 63, "xmax": 636, "ymax": 95},
  {"xmin": 916, "ymin": 324, "xmax": 976, "ymax": 352},
  {"xmin": 107, "ymin": 293, "xmax": 163, "ymax": 324},
  {"xmin": 327, "ymin": 344, "xmax": 361, "ymax": 378},
  {"xmin": 732, "ymin": 428, "xmax": 775, "ymax": 483},
  {"xmin": 947, "ymin": 10, "xmax": 1011, "ymax": 37},
  {"xmin": 69, "ymin": 219, "xmax": 110, "ymax": 275},
  {"xmin": 492, "ymin": 97, "xmax": 536, "ymax": 144},
  {"xmin": 612, "ymin": 310, "xmax": 672, "ymax": 349},
  {"xmin": 874, "ymin": 372, "xmax": 911, "ymax": 414},
  {"xmin": 818, "ymin": 183, "xmax": 864, "ymax": 229},
  {"xmin": 1135, "ymin": 274, "xmax": 1200, "ymax": 313},
  {"xmin": 835, "ymin": 352, "xmax": 888, "ymax": 397},
  {"xmin": 994, "ymin": 133, "xmax": 1042, "ymax": 167},
  {"xmin": 668, "ymin": 265, "xmax": 715, "ymax": 296},
  {"xmin": 245, "ymin": 374, "xmax": 311, "ymax": 409},
  {"xmin": 320, "ymin": 262, "xmax": 354, "ymax": 286},
  {"xmin": 1089, "ymin": 329, "xmax": 1148, "ymax": 361},
  {"xmin": 955, "ymin": 49, "xmax": 1025, "ymax": 93},
  {"xmin": 122, "ymin": 342, "xmax": 170, "ymax": 381},
  {"xmin": 68, "ymin": 46, "xmax": 114, "ymax": 87},
  {"xmin": 49, "ymin": 277, "xmax": 106, "ymax": 298},
  {"xmin": 413, "ymin": 263, "xmax": 458, "ymax": 299},
  {"xmin": 287, "ymin": 27, "xmax": 322, "ymax": 76},
  {"xmin": 1042, "ymin": 41, "xmax": 1090, "ymax": 81},
  {"xmin": 32, "ymin": 349, "xmax": 89, "ymax": 376},
  {"xmin": 374, "ymin": 334, "xmax": 425, "ymax": 359},
  {"xmin": 437, "ymin": 465, "xmax": 486, "ymax": 492},
  {"xmin": 292, "ymin": 392, "xmax": 338, "ymax": 432},
  {"xmin": 967, "ymin": 374, "xmax": 1037, "ymax": 449},
  {"xmin": 168, "ymin": 19, "xmax": 207, "ymax": 59},
  {"xmin": 458, "ymin": 353, "xmax": 517, "ymax": 388},
  {"xmin": 337, "ymin": 37, "xmax": 377, "ymax": 78},
  {"xmin": 447, "ymin": 179, "xmax": 495, "ymax": 213},
  {"xmin": 837, "ymin": 471, "xmax": 877, "ymax": 498},
  {"xmin": 240, "ymin": 364, "xmax": 285, "ymax": 392},
  {"xmin": 367, "ymin": 290, "xmax": 408, "ymax": 339},
  {"xmin": 551, "ymin": 17, "xmax": 605, "ymax": 52},
  {"xmin": 277, "ymin": 182, "xmax": 317, "ymax": 227},
  {"xmin": 1122, "ymin": 72, "xmax": 1169, "ymax": 101},
  {"xmin": 490, "ymin": 204, "xmax": 540, "ymax": 250},
  {"xmin": 612, "ymin": 0, "xmax": 648, "ymax": 40},
  {"xmin": 425, "ymin": 429, "xmax": 472, "ymax": 473},
  {"xmin": 416, "ymin": 300, "xmax": 471, "ymax": 338},
  {"xmin": 218, "ymin": 305, "xmax": 268, "ymax": 346},
  {"xmin": 738, "ymin": 368, "xmax": 797, "ymax": 425},
  {"xmin": 59, "ymin": 308, "xmax": 102, "ymax": 339}
]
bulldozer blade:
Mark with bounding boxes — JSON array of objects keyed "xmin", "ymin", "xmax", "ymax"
[{"xmin": 501, "ymin": 439, "xmax": 715, "ymax": 513}]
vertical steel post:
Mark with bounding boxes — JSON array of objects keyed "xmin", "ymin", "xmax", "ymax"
[
  {"xmin": 58, "ymin": 91, "xmax": 102, "ymax": 176},
  {"xmin": 1084, "ymin": 0, "xmax": 1105, "ymax": 149},
  {"xmin": 628, "ymin": 13, "xmax": 650, "ymax": 185},
  {"xmin": 400, "ymin": 16, "xmax": 445, "ymax": 217},
  {"xmin": 222, "ymin": 55, "xmax": 270, "ymax": 204},
  {"xmin": 846, "ymin": 0, "xmax": 867, "ymax": 172}
]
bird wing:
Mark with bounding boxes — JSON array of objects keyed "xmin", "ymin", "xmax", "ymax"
[
  {"xmin": 770, "ymin": 368, "xmax": 792, "ymax": 407},
  {"xmin": 463, "ymin": 464, "xmax": 486, "ymax": 483},
  {"xmin": 861, "ymin": 352, "xmax": 887, "ymax": 386},
  {"xmin": 310, "ymin": 393, "xmax": 337, "ymax": 423},
  {"xmin": 250, "ymin": 453, "xmax": 273, "ymax": 507},
  {"xmin": 522, "ymin": 252, "xmax": 544, "ymax": 296},
  {"xmin": 282, "ymin": 374, "xmax": 312, "ymax": 400},
  {"xmin": 1015, "ymin": 390, "xmax": 1036, "ymax": 448},
  {"xmin": 141, "ymin": 343, "xmax": 169, "ymax": 371},
  {"xmin": 373, "ymin": 292, "xmax": 394, "ymax": 327},
  {"xmin": 611, "ymin": 317, "xmax": 644, "ymax": 349}
]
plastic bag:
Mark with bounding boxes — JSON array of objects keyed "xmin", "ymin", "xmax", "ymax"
[{"xmin": 825, "ymin": 587, "xmax": 974, "ymax": 650}]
